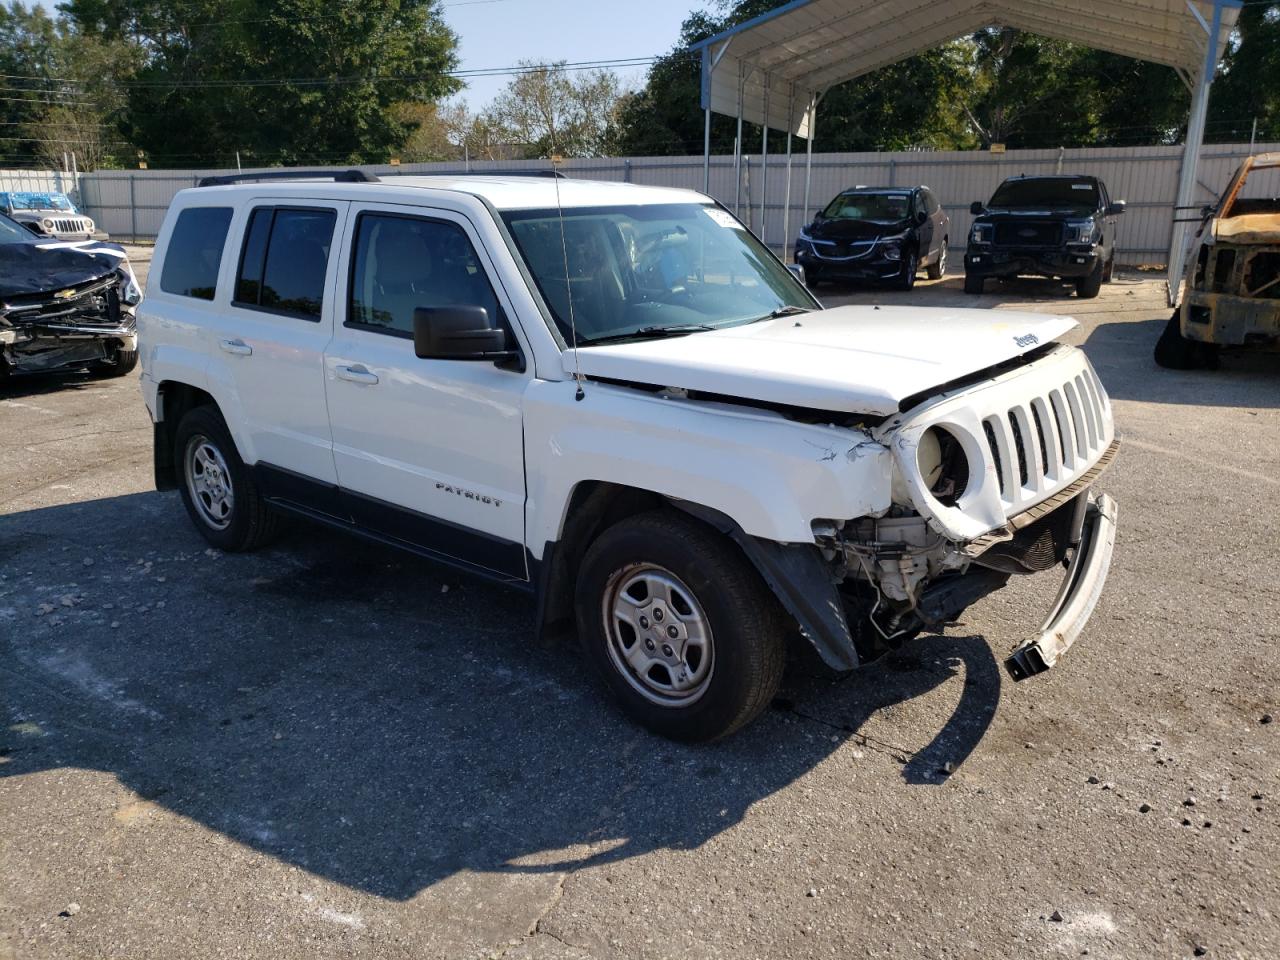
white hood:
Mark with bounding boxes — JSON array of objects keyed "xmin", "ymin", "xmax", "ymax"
[{"xmin": 566, "ymin": 305, "xmax": 1078, "ymax": 417}]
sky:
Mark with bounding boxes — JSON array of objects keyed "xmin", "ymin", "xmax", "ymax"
[
  {"xmin": 32, "ymin": 0, "xmax": 705, "ymax": 110},
  {"xmin": 442, "ymin": 0, "xmax": 701, "ymax": 109}
]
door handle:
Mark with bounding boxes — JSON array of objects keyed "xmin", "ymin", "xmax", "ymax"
[
  {"xmin": 219, "ymin": 338, "xmax": 252, "ymax": 356},
  {"xmin": 335, "ymin": 364, "xmax": 379, "ymax": 385}
]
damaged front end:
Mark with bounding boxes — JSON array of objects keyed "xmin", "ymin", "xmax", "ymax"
[
  {"xmin": 811, "ymin": 342, "xmax": 1120, "ymax": 679},
  {"xmin": 0, "ymin": 247, "xmax": 141, "ymax": 379},
  {"xmin": 1181, "ymin": 152, "xmax": 1280, "ymax": 352}
]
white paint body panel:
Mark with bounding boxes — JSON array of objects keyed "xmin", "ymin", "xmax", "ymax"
[
  {"xmin": 322, "ymin": 201, "xmax": 529, "ymax": 556},
  {"xmin": 523, "ymin": 379, "xmax": 894, "ymax": 552},
  {"xmin": 140, "ymin": 177, "xmax": 1117, "ymax": 581},
  {"xmin": 569, "ymin": 306, "xmax": 1077, "ymax": 417}
]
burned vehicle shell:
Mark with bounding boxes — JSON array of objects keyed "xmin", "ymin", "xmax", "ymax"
[
  {"xmin": 0, "ymin": 214, "xmax": 140, "ymax": 380},
  {"xmin": 1156, "ymin": 152, "xmax": 1280, "ymax": 369}
]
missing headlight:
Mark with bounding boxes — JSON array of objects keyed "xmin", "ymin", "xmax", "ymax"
[{"xmin": 918, "ymin": 426, "xmax": 969, "ymax": 507}]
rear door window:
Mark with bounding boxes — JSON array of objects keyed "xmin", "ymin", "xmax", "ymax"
[
  {"xmin": 160, "ymin": 207, "xmax": 233, "ymax": 300},
  {"xmin": 234, "ymin": 206, "xmax": 337, "ymax": 320}
]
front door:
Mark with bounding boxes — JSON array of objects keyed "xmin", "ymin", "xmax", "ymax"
[{"xmin": 322, "ymin": 203, "xmax": 530, "ymax": 580}]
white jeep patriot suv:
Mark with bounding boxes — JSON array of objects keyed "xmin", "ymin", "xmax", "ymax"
[{"xmin": 138, "ymin": 169, "xmax": 1118, "ymax": 741}]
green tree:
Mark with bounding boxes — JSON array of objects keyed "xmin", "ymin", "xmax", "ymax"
[
  {"xmin": 60, "ymin": 0, "xmax": 462, "ymax": 167},
  {"xmin": 1211, "ymin": 3, "xmax": 1280, "ymax": 143},
  {"xmin": 483, "ymin": 61, "xmax": 625, "ymax": 159}
]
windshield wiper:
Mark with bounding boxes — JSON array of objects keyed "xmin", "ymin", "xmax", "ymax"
[
  {"xmin": 576, "ymin": 323, "xmax": 717, "ymax": 346},
  {"xmin": 749, "ymin": 304, "xmax": 811, "ymax": 323}
]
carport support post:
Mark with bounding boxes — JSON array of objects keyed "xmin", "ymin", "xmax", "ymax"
[
  {"xmin": 802, "ymin": 95, "xmax": 818, "ymax": 223},
  {"xmin": 760, "ymin": 76, "xmax": 769, "ymax": 247},
  {"xmin": 783, "ymin": 89, "xmax": 795, "ymax": 259},
  {"xmin": 734, "ymin": 64, "xmax": 745, "ymax": 214},
  {"xmin": 1167, "ymin": 0, "xmax": 1232, "ymax": 306}
]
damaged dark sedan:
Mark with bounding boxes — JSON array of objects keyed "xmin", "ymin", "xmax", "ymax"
[{"xmin": 0, "ymin": 210, "xmax": 140, "ymax": 381}]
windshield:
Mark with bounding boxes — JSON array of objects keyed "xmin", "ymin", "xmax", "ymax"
[
  {"xmin": 821, "ymin": 192, "xmax": 910, "ymax": 222},
  {"xmin": 502, "ymin": 203, "xmax": 812, "ymax": 345},
  {"xmin": 1, "ymin": 192, "xmax": 75, "ymax": 212},
  {"xmin": 988, "ymin": 179, "xmax": 1098, "ymax": 211},
  {"xmin": 0, "ymin": 212, "xmax": 33, "ymax": 244}
]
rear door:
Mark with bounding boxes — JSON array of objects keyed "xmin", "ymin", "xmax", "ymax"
[
  {"xmin": 322, "ymin": 202, "xmax": 530, "ymax": 580},
  {"xmin": 204, "ymin": 199, "xmax": 349, "ymax": 498},
  {"xmin": 914, "ymin": 190, "xmax": 936, "ymax": 261}
]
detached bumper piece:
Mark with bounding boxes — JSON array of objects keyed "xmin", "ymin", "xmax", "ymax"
[{"xmin": 1004, "ymin": 493, "xmax": 1118, "ymax": 681}]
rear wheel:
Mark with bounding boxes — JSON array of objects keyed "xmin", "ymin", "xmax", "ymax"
[
  {"xmin": 174, "ymin": 405, "xmax": 281, "ymax": 551},
  {"xmin": 963, "ymin": 274, "xmax": 985, "ymax": 295},
  {"xmin": 1154, "ymin": 311, "xmax": 1220, "ymax": 370},
  {"xmin": 1076, "ymin": 261, "xmax": 1104, "ymax": 299},
  {"xmin": 575, "ymin": 510, "xmax": 786, "ymax": 741},
  {"xmin": 926, "ymin": 240, "xmax": 948, "ymax": 280}
]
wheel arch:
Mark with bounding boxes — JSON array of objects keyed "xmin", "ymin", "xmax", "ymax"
[
  {"xmin": 534, "ymin": 480, "xmax": 861, "ymax": 673},
  {"xmin": 152, "ymin": 381, "xmax": 219, "ymax": 491}
]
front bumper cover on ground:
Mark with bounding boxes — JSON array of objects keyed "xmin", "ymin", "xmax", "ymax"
[{"xmin": 1004, "ymin": 492, "xmax": 1118, "ymax": 680}]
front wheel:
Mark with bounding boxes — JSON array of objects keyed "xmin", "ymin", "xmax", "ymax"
[
  {"xmin": 1076, "ymin": 261, "xmax": 1103, "ymax": 299},
  {"xmin": 926, "ymin": 240, "xmax": 948, "ymax": 280},
  {"xmin": 1154, "ymin": 311, "xmax": 1220, "ymax": 370},
  {"xmin": 92, "ymin": 345, "xmax": 139, "ymax": 378},
  {"xmin": 895, "ymin": 250, "xmax": 919, "ymax": 290},
  {"xmin": 575, "ymin": 510, "xmax": 786, "ymax": 741}
]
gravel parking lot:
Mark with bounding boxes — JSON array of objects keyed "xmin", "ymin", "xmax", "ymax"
[{"xmin": 2, "ymin": 250, "xmax": 1277, "ymax": 960}]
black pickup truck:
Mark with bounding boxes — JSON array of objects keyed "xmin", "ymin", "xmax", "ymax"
[{"xmin": 964, "ymin": 175, "xmax": 1125, "ymax": 299}]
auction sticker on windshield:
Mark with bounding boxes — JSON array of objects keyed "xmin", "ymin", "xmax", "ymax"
[{"xmin": 705, "ymin": 208, "xmax": 744, "ymax": 229}]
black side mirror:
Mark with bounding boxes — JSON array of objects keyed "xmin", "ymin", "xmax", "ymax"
[
  {"xmin": 915, "ymin": 210, "xmax": 928, "ymax": 225},
  {"xmin": 413, "ymin": 306, "xmax": 523, "ymax": 370},
  {"xmin": 970, "ymin": 201, "xmax": 985, "ymax": 216},
  {"xmin": 1107, "ymin": 200, "xmax": 1126, "ymax": 216}
]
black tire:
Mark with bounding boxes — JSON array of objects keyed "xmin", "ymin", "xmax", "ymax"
[
  {"xmin": 1102, "ymin": 255, "xmax": 1115, "ymax": 283},
  {"xmin": 926, "ymin": 239, "xmax": 948, "ymax": 280},
  {"xmin": 963, "ymin": 274, "xmax": 985, "ymax": 295},
  {"xmin": 895, "ymin": 249, "xmax": 918, "ymax": 290},
  {"xmin": 1153, "ymin": 311, "xmax": 1220, "ymax": 370},
  {"xmin": 93, "ymin": 346, "xmax": 139, "ymax": 378},
  {"xmin": 1076, "ymin": 261, "xmax": 1103, "ymax": 299},
  {"xmin": 575, "ymin": 510, "xmax": 786, "ymax": 742},
  {"xmin": 173, "ymin": 404, "xmax": 281, "ymax": 552}
]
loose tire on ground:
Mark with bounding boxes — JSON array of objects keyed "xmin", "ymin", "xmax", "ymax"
[
  {"xmin": 174, "ymin": 404, "xmax": 281, "ymax": 552},
  {"xmin": 1153, "ymin": 311, "xmax": 1220, "ymax": 370},
  {"xmin": 1102, "ymin": 255, "xmax": 1115, "ymax": 283},
  {"xmin": 575, "ymin": 510, "xmax": 786, "ymax": 742}
]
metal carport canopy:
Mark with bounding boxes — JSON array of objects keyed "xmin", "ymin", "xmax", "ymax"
[{"xmin": 692, "ymin": 0, "xmax": 1243, "ymax": 302}]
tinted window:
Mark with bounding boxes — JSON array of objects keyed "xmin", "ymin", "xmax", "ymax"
[
  {"xmin": 821, "ymin": 192, "xmax": 911, "ymax": 221},
  {"xmin": 234, "ymin": 207, "xmax": 336, "ymax": 319},
  {"xmin": 348, "ymin": 214, "xmax": 501, "ymax": 337},
  {"xmin": 161, "ymin": 207, "xmax": 233, "ymax": 300},
  {"xmin": 988, "ymin": 179, "xmax": 1099, "ymax": 212}
]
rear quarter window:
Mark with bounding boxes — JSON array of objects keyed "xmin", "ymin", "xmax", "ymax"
[{"xmin": 160, "ymin": 207, "xmax": 233, "ymax": 300}]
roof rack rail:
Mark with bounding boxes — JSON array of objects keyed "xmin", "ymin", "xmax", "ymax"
[
  {"xmin": 197, "ymin": 169, "xmax": 379, "ymax": 188},
  {"xmin": 396, "ymin": 169, "xmax": 565, "ymax": 179}
]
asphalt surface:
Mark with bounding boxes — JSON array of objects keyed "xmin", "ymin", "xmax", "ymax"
[{"xmin": 2, "ymin": 250, "xmax": 1278, "ymax": 960}]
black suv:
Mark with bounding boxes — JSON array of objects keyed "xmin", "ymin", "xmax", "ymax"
[
  {"xmin": 964, "ymin": 175, "xmax": 1125, "ymax": 298},
  {"xmin": 795, "ymin": 185, "xmax": 949, "ymax": 290}
]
